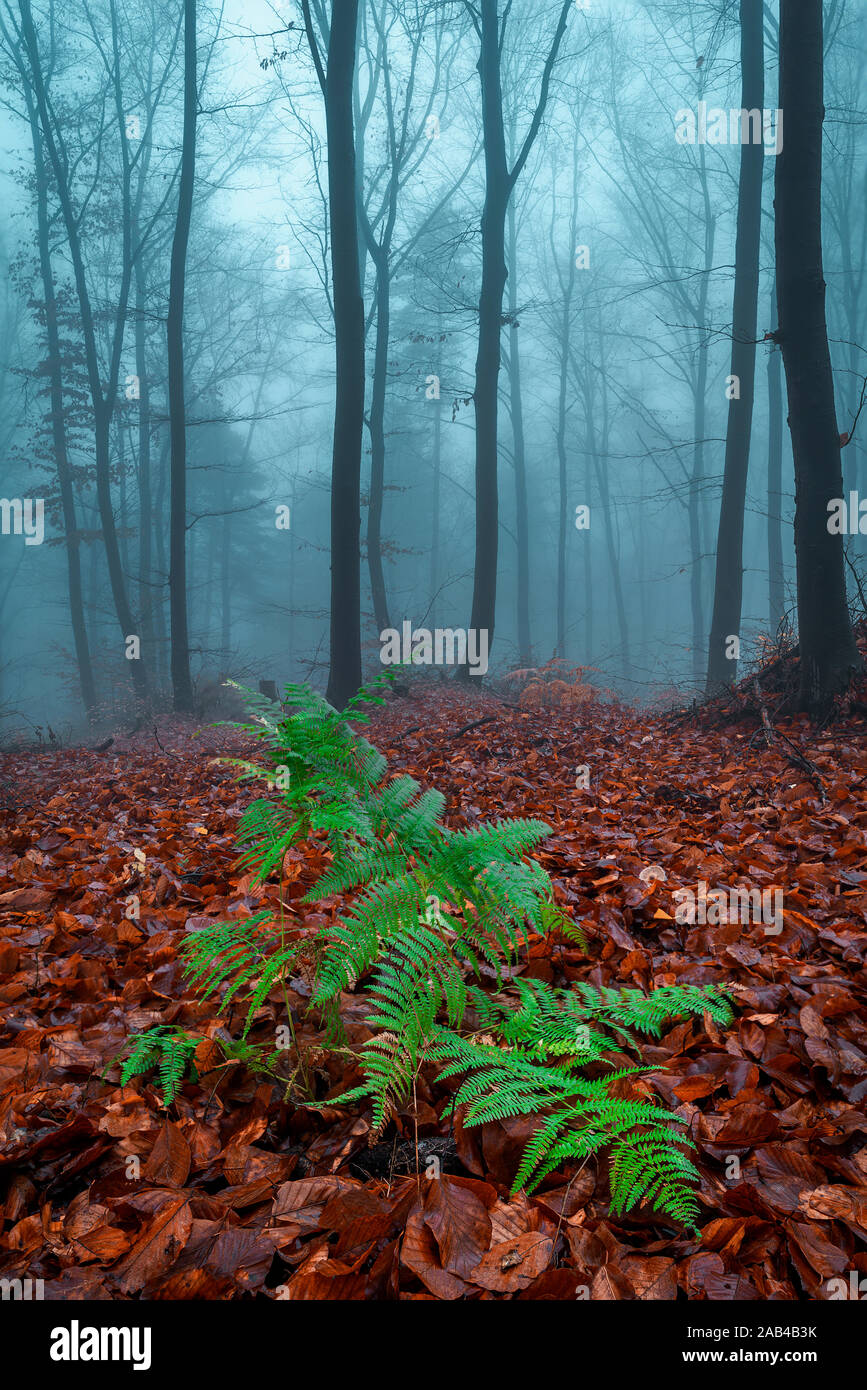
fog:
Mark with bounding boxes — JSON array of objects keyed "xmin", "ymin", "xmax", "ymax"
[{"xmin": 0, "ymin": 0, "xmax": 864, "ymax": 737}]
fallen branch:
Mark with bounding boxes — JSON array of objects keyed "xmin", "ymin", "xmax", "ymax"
[
  {"xmin": 753, "ymin": 680, "xmax": 826, "ymax": 802},
  {"xmin": 774, "ymin": 727, "xmax": 827, "ymax": 804},
  {"xmin": 752, "ymin": 680, "xmax": 775, "ymax": 748},
  {"xmin": 453, "ymin": 714, "xmax": 498, "ymax": 738}
]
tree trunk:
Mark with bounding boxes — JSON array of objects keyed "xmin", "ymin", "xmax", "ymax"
[
  {"xmin": 689, "ymin": 353, "xmax": 708, "ymax": 685},
  {"xmin": 583, "ymin": 446, "xmax": 593, "ymax": 663},
  {"xmin": 118, "ymin": 420, "xmax": 129, "ymax": 576},
  {"xmin": 152, "ymin": 439, "xmax": 169, "ymax": 689},
  {"xmin": 28, "ymin": 97, "xmax": 97, "ymax": 717},
  {"xmin": 17, "ymin": 0, "xmax": 147, "ymax": 700},
  {"xmin": 554, "ymin": 137, "xmax": 580, "ymax": 660},
  {"xmin": 706, "ymin": 0, "xmax": 764, "ymax": 694},
  {"xmin": 468, "ymin": 0, "xmax": 510, "ymax": 663},
  {"xmin": 775, "ymin": 0, "xmax": 860, "ymax": 709},
  {"xmin": 465, "ymin": 0, "xmax": 570, "ymax": 671},
  {"xmin": 95, "ymin": 402, "xmax": 148, "ymax": 698},
  {"xmin": 429, "ymin": 326, "xmax": 443, "ymax": 631},
  {"xmin": 288, "ymin": 472, "xmax": 297, "ymax": 667},
  {"xmin": 767, "ymin": 279, "xmax": 785, "ymax": 635},
  {"xmin": 690, "ymin": 147, "xmax": 716, "ymax": 686},
  {"xmin": 367, "ymin": 254, "xmax": 391, "ymax": 633},
  {"xmin": 220, "ymin": 472, "xmax": 231, "ymax": 664},
  {"xmin": 134, "ymin": 254, "xmax": 155, "ymax": 665},
  {"xmin": 507, "ymin": 197, "xmax": 531, "ymax": 666},
  {"xmin": 321, "ymin": 0, "xmax": 364, "ymax": 709},
  {"xmin": 554, "ymin": 236, "xmax": 575, "ymax": 660},
  {"xmin": 591, "ymin": 317, "xmax": 630, "ymax": 678},
  {"xmin": 167, "ymin": 0, "xmax": 196, "ymax": 712},
  {"xmin": 17, "ymin": 0, "xmax": 148, "ymax": 700}
]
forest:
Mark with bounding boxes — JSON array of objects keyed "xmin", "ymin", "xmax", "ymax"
[{"xmin": 1, "ymin": 0, "xmax": 867, "ymax": 1346}]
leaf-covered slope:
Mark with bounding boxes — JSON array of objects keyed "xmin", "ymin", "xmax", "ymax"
[{"xmin": 1, "ymin": 693, "xmax": 866, "ymax": 1300}]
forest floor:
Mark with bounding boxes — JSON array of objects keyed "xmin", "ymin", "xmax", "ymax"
[{"xmin": 2, "ymin": 676, "xmax": 867, "ymax": 1301}]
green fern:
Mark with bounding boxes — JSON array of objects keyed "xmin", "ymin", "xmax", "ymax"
[
  {"xmin": 180, "ymin": 909, "xmax": 300, "ymax": 1038},
  {"xmin": 424, "ymin": 976, "xmax": 732, "ymax": 1229},
  {"xmin": 139, "ymin": 676, "xmax": 734, "ymax": 1231},
  {"xmin": 112, "ymin": 1026, "xmax": 200, "ymax": 1106}
]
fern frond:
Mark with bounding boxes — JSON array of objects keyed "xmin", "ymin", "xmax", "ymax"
[
  {"xmin": 186, "ymin": 676, "xmax": 734, "ymax": 1229},
  {"xmin": 114, "ymin": 1026, "xmax": 199, "ymax": 1107}
]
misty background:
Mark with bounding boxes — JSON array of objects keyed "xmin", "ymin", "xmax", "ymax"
[{"xmin": 0, "ymin": 0, "xmax": 864, "ymax": 737}]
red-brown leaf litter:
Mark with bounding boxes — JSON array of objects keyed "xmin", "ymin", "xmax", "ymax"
[{"xmin": 2, "ymin": 683, "xmax": 867, "ymax": 1301}]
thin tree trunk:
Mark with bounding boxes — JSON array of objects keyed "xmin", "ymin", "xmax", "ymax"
[
  {"xmin": 18, "ymin": 0, "xmax": 148, "ymax": 699},
  {"xmin": 591, "ymin": 320, "xmax": 630, "ymax": 678},
  {"xmin": 706, "ymin": 0, "xmax": 764, "ymax": 693},
  {"xmin": 134, "ymin": 254, "xmax": 155, "ymax": 664},
  {"xmin": 555, "ymin": 331, "xmax": 569, "ymax": 661},
  {"xmin": 554, "ymin": 137, "xmax": 579, "ymax": 660},
  {"xmin": 429, "ymin": 326, "xmax": 443, "ymax": 631},
  {"xmin": 367, "ymin": 255, "xmax": 391, "ymax": 633},
  {"xmin": 153, "ymin": 438, "xmax": 170, "ymax": 689},
  {"xmin": 689, "ymin": 354, "xmax": 708, "ymax": 685},
  {"xmin": 775, "ymin": 0, "xmax": 860, "ymax": 709},
  {"xmin": 468, "ymin": 0, "xmax": 510, "ymax": 662},
  {"xmin": 767, "ymin": 279, "xmax": 785, "ymax": 635},
  {"xmin": 28, "ymin": 96, "xmax": 97, "ymax": 716},
  {"xmin": 690, "ymin": 146, "xmax": 716, "ymax": 685},
  {"xmin": 167, "ymin": 0, "xmax": 196, "ymax": 712},
  {"xmin": 583, "ymin": 447, "xmax": 593, "ymax": 663},
  {"xmin": 326, "ymin": 0, "xmax": 364, "ymax": 708},
  {"xmin": 466, "ymin": 0, "xmax": 571, "ymax": 670},
  {"xmin": 305, "ymin": 0, "xmax": 365, "ymax": 709},
  {"xmin": 118, "ymin": 420, "xmax": 129, "ymax": 576},
  {"xmin": 203, "ymin": 511, "xmax": 216, "ymax": 657},
  {"xmin": 220, "ymin": 500, "xmax": 231, "ymax": 662},
  {"xmin": 507, "ymin": 197, "xmax": 531, "ymax": 666},
  {"xmin": 637, "ymin": 463, "xmax": 650, "ymax": 642},
  {"xmin": 288, "ymin": 473, "xmax": 297, "ymax": 668}
]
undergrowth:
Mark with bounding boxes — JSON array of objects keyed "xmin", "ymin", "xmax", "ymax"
[{"xmin": 115, "ymin": 675, "xmax": 733, "ymax": 1232}]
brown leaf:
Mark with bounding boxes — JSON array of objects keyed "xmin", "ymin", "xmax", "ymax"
[
  {"xmin": 401, "ymin": 1205, "xmax": 469, "ymax": 1300},
  {"xmin": 470, "ymin": 1234, "xmax": 553, "ymax": 1292},
  {"xmin": 423, "ymin": 1175, "xmax": 495, "ymax": 1279},
  {"xmin": 143, "ymin": 1121, "xmax": 191, "ymax": 1188},
  {"xmin": 113, "ymin": 1193, "xmax": 192, "ymax": 1293},
  {"xmin": 799, "ymin": 1184, "xmax": 867, "ymax": 1236}
]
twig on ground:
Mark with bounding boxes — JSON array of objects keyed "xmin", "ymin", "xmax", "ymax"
[
  {"xmin": 752, "ymin": 680, "xmax": 776, "ymax": 748},
  {"xmin": 453, "ymin": 714, "xmax": 498, "ymax": 738},
  {"xmin": 753, "ymin": 680, "xmax": 826, "ymax": 802}
]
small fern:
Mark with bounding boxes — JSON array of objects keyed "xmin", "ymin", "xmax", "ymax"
[
  {"xmin": 426, "ymin": 977, "xmax": 732, "ymax": 1229},
  {"xmin": 131, "ymin": 676, "xmax": 735, "ymax": 1231},
  {"xmin": 112, "ymin": 1026, "xmax": 200, "ymax": 1106}
]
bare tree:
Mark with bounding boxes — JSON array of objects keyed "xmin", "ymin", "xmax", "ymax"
[
  {"xmin": 303, "ymin": 0, "xmax": 365, "ymax": 709},
  {"xmin": 463, "ymin": 0, "xmax": 573, "ymax": 666},
  {"xmin": 706, "ymin": 0, "xmax": 765, "ymax": 694},
  {"xmin": 13, "ymin": 0, "xmax": 183, "ymax": 701},
  {"xmin": 775, "ymin": 0, "xmax": 860, "ymax": 708},
  {"xmin": 0, "ymin": 7, "xmax": 97, "ymax": 714},
  {"xmin": 167, "ymin": 0, "xmax": 196, "ymax": 712}
]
